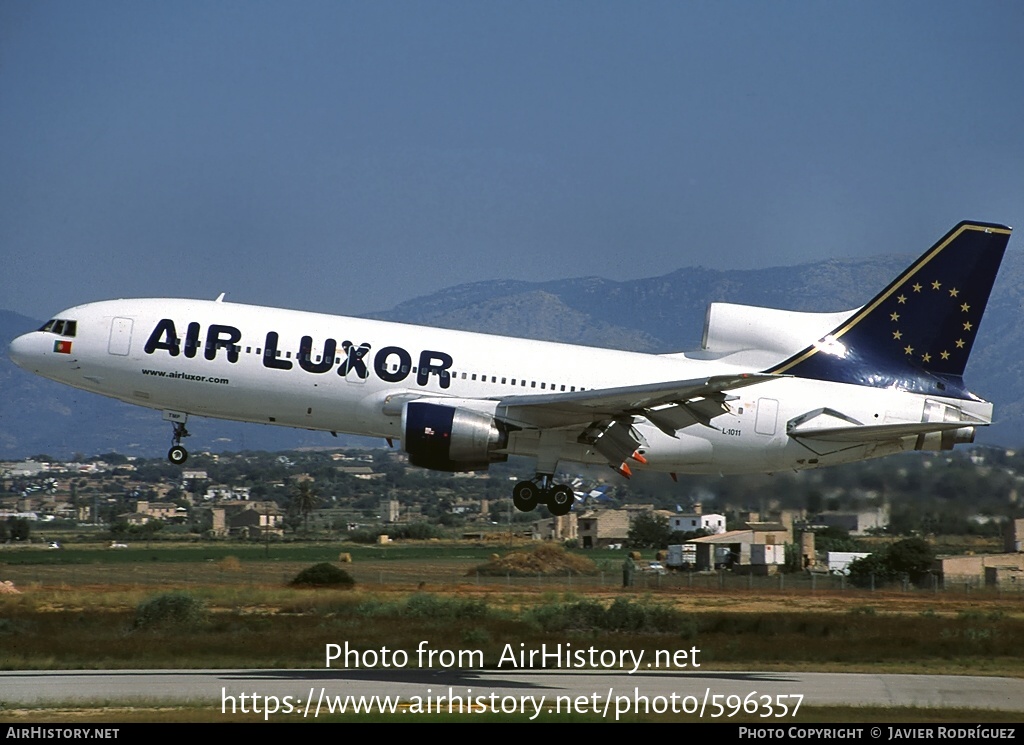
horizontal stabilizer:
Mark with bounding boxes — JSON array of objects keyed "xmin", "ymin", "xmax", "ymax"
[{"xmin": 788, "ymin": 420, "xmax": 983, "ymax": 443}]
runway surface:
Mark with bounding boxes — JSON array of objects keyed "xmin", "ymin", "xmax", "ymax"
[{"xmin": 3, "ymin": 668, "xmax": 1022, "ymax": 716}]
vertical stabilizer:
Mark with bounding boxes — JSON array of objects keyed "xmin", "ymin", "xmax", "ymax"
[{"xmin": 768, "ymin": 221, "xmax": 1011, "ymax": 399}]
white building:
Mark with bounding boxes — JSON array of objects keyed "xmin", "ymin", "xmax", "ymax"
[{"xmin": 670, "ymin": 512, "xmax": 726, "ymax": 535}]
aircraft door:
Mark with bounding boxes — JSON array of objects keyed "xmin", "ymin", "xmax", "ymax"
[
  {"xmin": 341, "ymin": 342, "xmax": 371, "ymax": 385},
  {"xmin": 108, "ymin": 317, "xmax": 134, "ymax": 356},
  {"xmin": 754, "ymin": 398, "xmax": 779, "ymax": 435}
]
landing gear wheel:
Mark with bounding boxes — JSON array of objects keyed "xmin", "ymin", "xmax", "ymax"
[
  {"xmin": 512, "ymin": 481, "xmax": 540, "ymax": 512},
  {"xmin": 548, "ymin": 485, "xmax": 574, "ymax": 516}
]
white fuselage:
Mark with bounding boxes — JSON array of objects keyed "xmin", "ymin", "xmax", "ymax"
[{"xmin": 8, "ymin": 297, "xmax": 991, "ymax": 475}]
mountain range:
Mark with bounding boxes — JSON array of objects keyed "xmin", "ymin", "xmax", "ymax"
[{"xmin": 3, "ymin": 249, "xmax": 1022, "ymax": 459}]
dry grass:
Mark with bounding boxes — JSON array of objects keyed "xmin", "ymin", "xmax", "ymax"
[
  {"xmin": 218, "ymin": 556, "xmax": 242, "ymax": 573},
  {"xmin": 471, "ymin": 544, "xmax": 599, "ymax": 576},
  {"xmin": 2, "ymin": 579, "xmax": 1023, "ymax": 675},
  {"xmin": 4, "ymin": 544, "xmax": 1024, "ymax": 675}
]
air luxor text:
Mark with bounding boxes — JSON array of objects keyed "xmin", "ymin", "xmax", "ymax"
[{"xmin": 326, "ymin": 641, "xmax": 700, "ymax": 674}]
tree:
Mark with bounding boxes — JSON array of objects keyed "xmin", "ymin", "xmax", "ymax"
[
  {"xmin": 110, "ymin": 520, "xmax": 132, "ymax": 539},
  {"xmin": 6, "ymin": 517, "xmax": 31, "ymax": 542},
  {"xmin": 814, "ymin": 526, "xmax": 863, "ymax": 553},
  {"xmin": 137, "ymin": 519, "xmax": 163, "ymax": 548},
  {"xmin": 290, "ymin": 480, "xmax": 320, "ymax": 533},
  {"xmin": 626, "ymin": 512, "xmax": 672, "ymax": 549},
  {"xmin": 847, "ymin": 553, "xmax": 891, "ymax": 588},
  {"xmin": 886, "ymin": 537, "xmax": 935, "ymax": 584},
  {"xmin": 669, "ymin": 527, "xmax": 709, "ymax": 544},
  {"xmin": 847, "ymin": 537, "xmax": 935, "ymax": 588}
]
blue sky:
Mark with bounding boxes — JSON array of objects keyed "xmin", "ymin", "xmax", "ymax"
[{"xmin": 2, "ymin": 1, "xmax": 1022, "ymax": 321}]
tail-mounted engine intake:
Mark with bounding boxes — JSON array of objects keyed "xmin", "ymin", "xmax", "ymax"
[{"xmin": 402, "ymin": 401, "xmax": 509, "ymax": 472}]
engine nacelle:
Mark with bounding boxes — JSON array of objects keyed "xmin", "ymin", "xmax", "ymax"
[
  {"xmin": 402, "ymin": 401, "xmax": 509, "ymax": 472},
  {"xmin": 916, "ymin": 400, "xmax": 980, "ymax": 451},
  {"xmin": 915, "ymin": 426, "xmax": 976, "ymax": 451}
]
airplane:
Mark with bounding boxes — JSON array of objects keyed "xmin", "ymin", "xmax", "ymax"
[{"xmin": 8, "ymin": 220, "xmax": 1012, "ymax": 518}]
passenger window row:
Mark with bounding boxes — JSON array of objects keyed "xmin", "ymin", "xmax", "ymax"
[{"xmin": 169, "ymin": 342, "xmax": 585, "ymax": 393}]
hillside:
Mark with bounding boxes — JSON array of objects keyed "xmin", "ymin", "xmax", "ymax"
[{"xmin": 3, "ymin": 249, "xmax": 1023, "ymax": 458}]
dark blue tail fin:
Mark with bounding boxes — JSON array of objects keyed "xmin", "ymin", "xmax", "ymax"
[{"xmin": 768, "ymin": 221, "xmax": 1012, "ymax": 399}]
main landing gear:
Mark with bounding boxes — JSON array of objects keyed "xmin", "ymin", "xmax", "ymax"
[
  {"xmin": 512, "ymin": 476, "xmax": 574, "ymax": 517},
  {"xmin": 168, "ymin": 421, "xmax": 190, "ymax": 465}
]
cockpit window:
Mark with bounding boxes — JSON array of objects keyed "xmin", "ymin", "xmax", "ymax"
[{"xmin": 38, "ymin": 318, "xmax": 77, "ymax": 337}]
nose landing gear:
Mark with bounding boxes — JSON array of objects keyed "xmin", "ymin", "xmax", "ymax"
[{"xmin": 168, "ymin": 420, "xmax": 190, "ymax": 465}]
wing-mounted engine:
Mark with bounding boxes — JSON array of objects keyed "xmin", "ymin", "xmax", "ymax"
[{"xmin": 401, "ymin": 400, "xmax": 510, "ymax": 472}]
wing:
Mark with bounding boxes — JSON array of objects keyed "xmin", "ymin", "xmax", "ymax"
[
  {"xmin": 495, "ymin": 372, "xmax": 776, "ymax": 430},
  {"xmin": 493, "ymin": 373, "xmax": 778, "ymax": 473}
]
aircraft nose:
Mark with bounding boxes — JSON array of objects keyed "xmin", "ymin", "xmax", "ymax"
[{"xmin": 8, "ymin": 332, "xmax": 38, "ymax": 371}]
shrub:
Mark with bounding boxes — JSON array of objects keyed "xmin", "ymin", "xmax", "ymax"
[
  {"xmin": 526, "ymin": 597, "xmax": 689, "ymax": 633},
  {"xmin": 403, "ymin": 593, "xmax": 489, "ymax": 620},
  {"xmin": 290, "ymin": 562, "xmax": 355, "ymax": 588},
  {"xmin": 848, "ymin": 605, "xmax": 877, "ymax": 616},
  {"xmin": 346, "ymin": 528, "xmax": 382, "ymax": 544},
  {"xmin": 462, "ymin": 628, "xmax": 491, "ymax": 647},
  {"xmin": 135, "ymin": 592, "xmax": 206, "ymax": 629},
  {"xmin": 346, "ymin": 522, "xmax": 446, "ymax": 543},
  {"xmin": 352, "ymin": 594, "xmax": 492, "ymax": 620},
  {"xmin": 219, "ymin": 555, "xmax": 242, "ymax": 573}
]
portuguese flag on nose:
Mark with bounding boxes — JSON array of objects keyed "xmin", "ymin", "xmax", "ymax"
[{"xmin": 54, "ymin": 340, "xmax": 72, "ymax": 354}]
